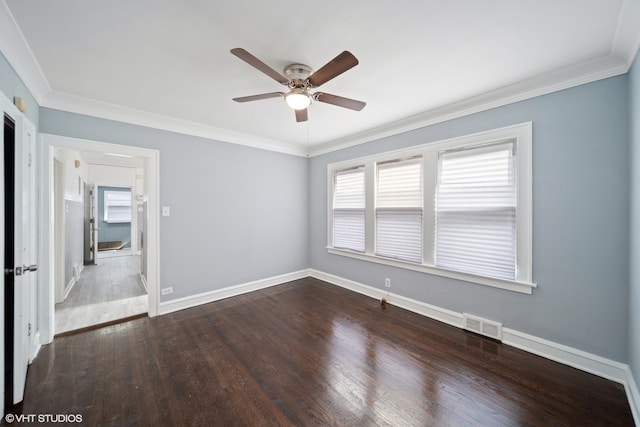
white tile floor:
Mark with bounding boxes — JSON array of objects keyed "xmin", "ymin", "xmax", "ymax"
[
  {"xmin": 55, "ymin": 295, "xmax": 148, "ymax": 333},
  {"xmin": 55, "ymin": 254, "xmax": 147, "ymax": 334}
]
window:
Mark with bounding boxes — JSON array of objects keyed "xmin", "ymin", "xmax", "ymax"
[
  {"xmin": 375, "ymin": 157, "xmax": 423, "ymax": 263},
  {"xmin": 332, "ymin": 167, "xmax": 365, "ymax": 252},
  {"xmin": 327, "ymin": 122, "xmax": 533, "ymax": 294},
  {"xmin": 104, "ymin": 190, "xmax": 132, "ymax": 223},
  {"xmin": 435, "ymin": 142, "xmax": 516, "ymax": 280}
]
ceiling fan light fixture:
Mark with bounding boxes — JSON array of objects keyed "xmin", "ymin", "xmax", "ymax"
[
  {"xmin": 285, "ymin": 89, "xmax": 311, "ymax": 110},
  {"xmin": 231, "ymin": 48, "xmax": 365, "ymax": 121}
]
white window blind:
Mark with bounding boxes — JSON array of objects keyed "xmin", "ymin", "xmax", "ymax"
[
  {"xmin": 333, "ymin": 167, "xmax": 365, "ymax": 252},
  {"xmin": 435, "ymin": 142, "xmax": 516, "ymax": 280},
  {"xmin": 104, "ymin": 190, "xmax": 132, "ymax": 223},
  {"xmin": 375, "ymin": 157, "xmax": 423, "ymax": 263}
]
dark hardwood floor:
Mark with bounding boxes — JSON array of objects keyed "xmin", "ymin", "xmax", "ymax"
[{"xmin": 12, "ymin": 278, "xmax": 633, "ymax": 426}]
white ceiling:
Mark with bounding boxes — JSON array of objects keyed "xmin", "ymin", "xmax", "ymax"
[
  {"xmin": 81, "ymin": 151, "xmax": 144, "ymax": 169},
  {"xmin": 2, "ymin": 0, "xmax": 640, "ymax": 156}
]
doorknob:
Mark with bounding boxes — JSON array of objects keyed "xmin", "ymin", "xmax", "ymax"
[{"xmin": 4, "ymin": 265, "xmax": 37, "ymax": 275}]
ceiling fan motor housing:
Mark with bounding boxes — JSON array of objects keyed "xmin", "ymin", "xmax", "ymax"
[{"xmin": 284, "ymin": 64, "xmax": 313, "ymax": 82}]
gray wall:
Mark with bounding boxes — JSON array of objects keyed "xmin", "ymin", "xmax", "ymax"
[
  {"xmin": 310, "ymin": 75, "xmax": 630, "ymax": 363},
  {"xmin": 630, "ymin": 50, "xmax": 640, "ymax": 385},
  {"xmin": 64, "ymin": 199, "xmax": 84, "ymax": 288},
  {"xmin": 39, "ymin": 108, "xmax": 309, "ymax": 301},
  {"xmin": 97, "ymin": 186, "xmax": 131, "ymax": 247},
  {"xmin": 0, "ymin": 52, "xmax": 38, "ymax": 127},
  {"xmin": 2, "ymin": 49, "xmax": 636, "ymax": 366}
]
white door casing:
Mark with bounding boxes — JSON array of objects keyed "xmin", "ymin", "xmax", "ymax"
[{"xmin": 38, "ymin": 133, "xmax": 160, "ymax": 346}]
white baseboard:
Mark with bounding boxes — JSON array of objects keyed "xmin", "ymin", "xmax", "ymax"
[
  {"xmin": 309, "ymin": 268, "xmax": 637, "ymax": 419},
  {"xmin": 309, "ymin": 269, "xmax": 464, "ymax": 328},
  {"xmin": 625, "ymin": 366, "xmax": 640, "ymax": 426},
  {"xmin": 140, "ymin": 272, "xmax": 148, "ymax": 293},
  {"xmin": 63, "ymin": 277, "xmax": 76, "ymax": 300},
  {"xmin": 63, "ymin": 263, "xmax": 83, "ymax": 301},
  {"xmin": 158, "ymin": 269, "xmax": 310, "ymax": 315},
  {"xmin": 501, "ymin": 328, "xmax": 628, "ymax": 383}
]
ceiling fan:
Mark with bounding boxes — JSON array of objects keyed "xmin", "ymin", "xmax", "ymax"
[{"xmin": 230, "ymin": 48, "xmax": 366, "ymax": 122}]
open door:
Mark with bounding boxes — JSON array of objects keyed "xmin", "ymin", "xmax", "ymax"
[
  {"xmin": 2, "ymin": 92, "xmax": 37, "ymax": 410},
  {"xmin": 12, "ymin": 112, "xmax": 36, "ymax": 404},
  {"xmin": 20, "ymin": 119, "xmax": 37, "ymax": 364},
  {"xmin": 84, "ymin": 184, "xmax": 97, "ymax": 265}
]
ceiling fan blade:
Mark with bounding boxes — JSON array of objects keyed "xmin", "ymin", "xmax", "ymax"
[
  {"xmin": 308, "ymin": 51, "xmax": 359, "ymax": 87},
  {"xmin": 315, "ymin": 92, "xmax": 366, "ymax": 111},
  {"xmin": 295, "ymin": 108, "xmax": 308, "ymax": 122},
  {"xmin": 230, "ymin": 48, "xmax": 289, "ymax": 85},
  {"xmin": 233, "ymin": 92, "xmax": 284, "ymax": 103}
]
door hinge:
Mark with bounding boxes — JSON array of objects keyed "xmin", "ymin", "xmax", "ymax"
[{"xmin": 28, "ymin": 323, "xmax": 32, "ymax": 337}]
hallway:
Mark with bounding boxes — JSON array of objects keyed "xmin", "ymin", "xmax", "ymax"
[{"xmin": 55, "ymin": 254, "xmax": 147, "ymax": 334}]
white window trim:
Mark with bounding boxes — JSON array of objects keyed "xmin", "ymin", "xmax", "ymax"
[{"xmin": 326, "ymin": 122, "xmax": 535, "ymax": 294}]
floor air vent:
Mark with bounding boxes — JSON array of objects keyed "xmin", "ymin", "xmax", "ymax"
[{"xmin": 463, "ymin": 313, "xmax": 503, "ymax": 341}]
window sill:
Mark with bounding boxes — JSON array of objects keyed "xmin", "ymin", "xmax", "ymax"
[{"xmin": 326, "ymin": 247, "xmax": 536, "ymax": 294}]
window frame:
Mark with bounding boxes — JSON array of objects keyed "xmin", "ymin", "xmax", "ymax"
[
  {"xmin": 435, "ymin": 141, "xmax": 517, "ymax": 280},
  {"xmin": 326, "ymin": 122, "xmax": 534, "ymax": 294}
]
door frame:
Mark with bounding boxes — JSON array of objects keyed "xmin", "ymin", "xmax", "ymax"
[
  {"xmin": 53, "ymin": 154, "xmax": 65, "ymax": 304},
  {"xmin": 39, "ymin": 134, "xmax": 160, "ymax": 344}
]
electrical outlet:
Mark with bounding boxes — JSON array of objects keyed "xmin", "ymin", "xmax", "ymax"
[
  {"xmin": 385, "ymin": 278, "xmax": 391, "ymax": 288},
  {"xmin": 161, "ymin": 286, "xmax": 173, "ymax": 295}
]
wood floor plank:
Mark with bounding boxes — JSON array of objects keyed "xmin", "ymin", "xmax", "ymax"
[{"xmin": 14, "ymin": 278, "xmax": 634, "ymax": 426}]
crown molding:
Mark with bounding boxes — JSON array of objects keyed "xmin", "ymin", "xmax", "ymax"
[
  {"xmin": 0, "ymin": 0, "xmax": 49, "ymax": 102},
  {"xmin": 2, "ymin": 0, "xmax": 639, "ymax": 158},
  {"xmin": 0, "ymin": 0, "xmax": 307, "ymax": 157},
  {"xmin": 308, "ymin": 54, "xmax": 629, "ymax": 157},
  {"xmin": 41, "ymin": 91, "xmax": 309, "ymax": 157},
  {"xmin": 612, "ymin": 0, "xmax": 640, "ymax": 68}
]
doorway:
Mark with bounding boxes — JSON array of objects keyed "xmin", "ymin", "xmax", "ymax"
[
  {"xmin": 52, "ymin": 153, "xmax": 148, "ymax": 334},
  {"xmin": 97, "ymin": 186, "xmax": 133, "ymax": 256},
  {"xmin": 39, "ymin": 134, "xmax": 160, "ymax": 345}
]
